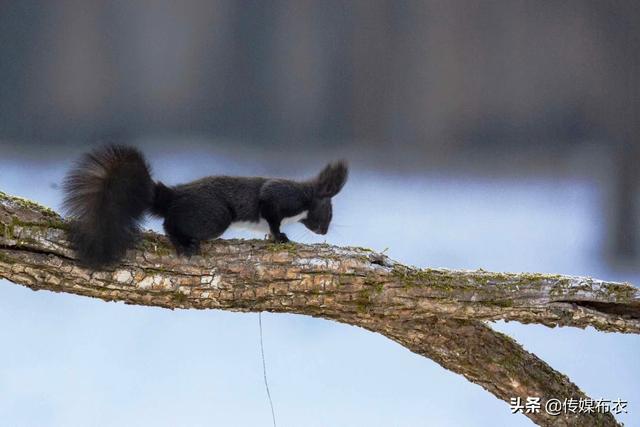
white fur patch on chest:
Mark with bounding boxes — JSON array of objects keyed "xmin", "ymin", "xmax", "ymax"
[{"xmin": 230, "ymin": 210, "xmax": 308, "ymax": 233}]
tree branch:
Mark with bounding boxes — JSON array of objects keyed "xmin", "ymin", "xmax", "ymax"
[{"xmin": 1, "ymin": 190, "xmax": 636, "ymax": 426}]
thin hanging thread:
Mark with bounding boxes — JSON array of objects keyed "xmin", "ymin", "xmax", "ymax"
[{"xmin": 259, "ymin": 312, "xmax": 277, "ymax": 427}]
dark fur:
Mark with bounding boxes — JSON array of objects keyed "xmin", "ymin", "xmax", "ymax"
[{"xmin": 63, "ymin": 144, "xmax": 348, "ymax": 267}]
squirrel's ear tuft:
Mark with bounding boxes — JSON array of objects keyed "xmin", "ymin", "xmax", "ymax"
[{"xmin": 314, "ymin": 160, "xmax": 348, "ymax": 198}]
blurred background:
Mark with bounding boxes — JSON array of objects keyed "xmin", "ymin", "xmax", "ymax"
[{"xmin": 0, "ymin": 1, "xmax": 638, "ymax": 426}]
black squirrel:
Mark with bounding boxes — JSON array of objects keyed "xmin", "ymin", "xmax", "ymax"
[{"xmin": 63, "ymin": 145, "xmax": 348, "ymax": 267}]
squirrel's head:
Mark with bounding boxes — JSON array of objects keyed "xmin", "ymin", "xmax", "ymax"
[
  {"xmin": 301, "ymin": 197, "xmax": 332, "ymax": 234},
  {"xmin": 302, "ymin": 161, "xmax": 348, "ymax": 235}
]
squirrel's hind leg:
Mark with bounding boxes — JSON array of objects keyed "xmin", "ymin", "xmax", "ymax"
[
  {"xmin": 164, "ymin": 220, "xmax": 201, "ymax": 257},
  {"xmin": 174, "ymin": 236, "xmax": 201, "ymax": 257}
]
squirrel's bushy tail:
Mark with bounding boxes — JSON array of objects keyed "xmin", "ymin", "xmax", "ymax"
[{"xmin": 63, "ymin": 145, "xmax": 172, "ymax": 267}]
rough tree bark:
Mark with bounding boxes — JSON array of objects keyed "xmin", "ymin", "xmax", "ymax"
[{"xmin": 1, "ymin": 190, "xmax": 638, "ymax": 426}]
